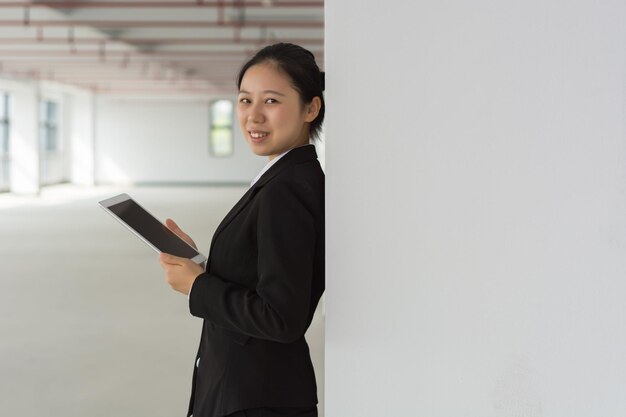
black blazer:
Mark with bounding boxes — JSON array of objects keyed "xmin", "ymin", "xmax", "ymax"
[{"xmin": 187, "ymin": 145, "xmax": 325, "ymax": 417}]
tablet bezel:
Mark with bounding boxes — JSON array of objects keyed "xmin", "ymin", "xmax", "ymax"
[{"xmin": 98, "ymin": 193, "xmax": 206, "ymax": 265}]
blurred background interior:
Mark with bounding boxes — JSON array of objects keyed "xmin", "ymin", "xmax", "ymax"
[
  {"xmin": 3, "ymin": 2, "xmax": 626, "ymax": 417},
  {"xmin": 0, "ymin": 1, "xmax": 325, "ymax": 416}
]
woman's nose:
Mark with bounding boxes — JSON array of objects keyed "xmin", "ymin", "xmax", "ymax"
[{"xmin": 247, "ymin": 104, "xmax": 265, "ymax": 123}]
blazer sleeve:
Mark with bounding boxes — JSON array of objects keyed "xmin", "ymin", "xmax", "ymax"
[{"xmin": 188, "ymin": 176, "xmax": 317, "ymax": 343}]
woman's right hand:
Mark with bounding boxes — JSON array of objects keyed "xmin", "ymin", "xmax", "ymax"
[{"xmin": 165, "ymin": 218, "xmax": 198, "ymax": 250}]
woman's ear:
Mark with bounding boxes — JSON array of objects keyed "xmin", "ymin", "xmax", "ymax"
[{"xmin": 304, "ymin": 97, "xmax": 322, "ymax": 123}]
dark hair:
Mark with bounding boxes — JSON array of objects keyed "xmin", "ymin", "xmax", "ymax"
[{"xmin": 237, "ymin": 43, "xmax": 325, "ymax": 141}]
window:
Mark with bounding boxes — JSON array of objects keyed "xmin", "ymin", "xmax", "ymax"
[
  {"xmin": 0, "ymin": 93, "xmax": 9, "ymax": 190},
  {"xmin": 39, "ymin": 100, "xmax": 59, "ymax": 153},
  {"xmin": 0, "ymin": 93, "xmax": 9, "ymax": 155},
  {"xmin": 209, "ymin": 99, "xmax": 234, "ymax": 157}
]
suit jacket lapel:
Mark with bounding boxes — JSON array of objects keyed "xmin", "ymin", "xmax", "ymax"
[
  {"xmin": 253, "ymin": 144, "xmax": 318, "ymax": 189},
  {"xmin": 208, "ymin": 185, "xmax": 257, "ymax": 256},
  {"xmin": 207, "ymin": 145, "xmax": 318, "ymax": 263}
]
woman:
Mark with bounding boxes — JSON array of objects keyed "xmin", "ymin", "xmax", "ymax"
[{"xmin": 159, "ymin": 43, "xmax": 325, "ymax": 417}]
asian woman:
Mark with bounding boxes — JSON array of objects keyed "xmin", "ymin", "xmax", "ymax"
[{"xmin": 159, "ymin": 43, "xmax": 325, "ymax": 417}]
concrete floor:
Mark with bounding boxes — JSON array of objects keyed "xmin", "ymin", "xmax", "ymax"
[{"xmin": 0, "ymin": 184, "xmax": 325, "ymax": 417}]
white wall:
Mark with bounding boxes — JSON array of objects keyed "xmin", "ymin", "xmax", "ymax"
[
  {"xmin": 68, "ymin": 89, "xmax": 96, "ymax": 186},
  {"xmin": 0, "ymin": 78, "xmax": 96, "ymax": 192},
  {"xmin": 325, "ymin": 2, "xmax": 626, "ymax": 416},
  {"xmin": 3, "ymin": 79, "xmax": 40, "ymax": 195},
  {"xmin": 39, "ymin": 86, "xmax": 69, "ymax": 186},
  {"xmin": 96, "ymin": 96, "xmax": 266, "ymax": 184},
  {"xmin": 0, "ymin": 80, "xmax": 267, "ymax": 189}
]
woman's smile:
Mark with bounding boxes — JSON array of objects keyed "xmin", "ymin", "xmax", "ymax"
[{"xmin": 249, "ymin": 130, "xmax": 270, "ymax": 142}]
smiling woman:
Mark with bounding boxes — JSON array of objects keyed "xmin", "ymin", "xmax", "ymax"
[
  {"xmin": 237, "ymin": 63, "xmax": 321, "ymax": 160},
  {"xmin": 158, "ymin": 43, "xmax": 326, "ymax": 417}
]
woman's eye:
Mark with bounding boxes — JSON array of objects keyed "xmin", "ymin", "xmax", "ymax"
[
  {"xmin": 239, "ymin": 98, "xmax": 250, "ymax": 104},
  {"xmin": 265, "ymin": 98, "xmax": 278, "ymax": 104}
]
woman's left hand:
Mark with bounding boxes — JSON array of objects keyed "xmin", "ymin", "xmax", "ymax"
[{"xmin": 159, "ymin": 253, "xmax": 204, "ymax": 295}]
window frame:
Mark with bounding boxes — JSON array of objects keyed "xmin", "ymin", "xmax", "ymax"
[
  {"xmin": 39, "ymin": 99, "xmax": 60, "ymax": 154},
  {"xmin": 209, "ymin": 99, "xmax": 235, "ymax": 158},
  {"xmin": 0, "ymin": 93, "xmax": 9, "ymax": 155}
]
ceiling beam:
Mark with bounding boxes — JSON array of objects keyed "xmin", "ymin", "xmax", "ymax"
[
  {"xmin": 0, "ymin": 1, "xmax": 323, "ymax": 8},
  {"xmin": 0, "ymin": 50, "xmax": 323, "ymax": 58},
  {"xmin": 0, "ymin": 20, "xmax": 323, "ymax": 28},
  {"xmin": 0, "ymin": 37, "xmax": 323, "ymax": 45}
]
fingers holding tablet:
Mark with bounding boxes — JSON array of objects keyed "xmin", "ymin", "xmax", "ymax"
[{"xmin": 165, "ymin": 218, "xmax": 198, "ymax": 250}]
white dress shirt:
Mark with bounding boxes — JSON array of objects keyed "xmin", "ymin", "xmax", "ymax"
[{"xmin": 249, "ymin": 148, "xmax": 292, "ymax": 187}]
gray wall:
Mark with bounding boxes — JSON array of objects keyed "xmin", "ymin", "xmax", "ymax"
[
  {"xmin": 96, "ymin": 96, "xmax": 266, "ymax": 184},
  {"xmin": 325, "ymin": 1, "xmax": 626, "ymax": 416}
]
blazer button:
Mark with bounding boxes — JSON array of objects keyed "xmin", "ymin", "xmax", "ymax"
[{"xmin": 196, "ymin": 357, "xmax": 200, "ymax": 368}]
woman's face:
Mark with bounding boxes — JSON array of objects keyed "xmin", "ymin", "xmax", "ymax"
[{"xmin": 237, "ymin": 62, "xmax": 320, "ymax": 160}]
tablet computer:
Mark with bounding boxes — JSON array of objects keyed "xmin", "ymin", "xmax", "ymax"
[{"xmin": 98, "ymin": 193, "xmax": 206, "ymax": 264}]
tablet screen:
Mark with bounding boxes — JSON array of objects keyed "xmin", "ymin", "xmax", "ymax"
[{"xmin": 107, "ymin": 198, "xmax": 200, "ymax": 259}]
